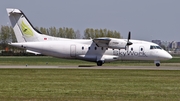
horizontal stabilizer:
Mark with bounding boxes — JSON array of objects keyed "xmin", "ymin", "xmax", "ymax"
[{"xmin": 7, "ymin": 8, "xmax": 21, "ymax": 14}]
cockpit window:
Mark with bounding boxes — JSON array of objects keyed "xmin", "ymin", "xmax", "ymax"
[
  {"xmin": 150, "ymin": 46, "xmax": 155, "ymax": 49},
  {"xmin": 150, "ymin": 45, "xmax": 162, "ymax": 50},
  {"xmin": 156, "ymin": 46, "xmax": 162, "ymax": 49}
]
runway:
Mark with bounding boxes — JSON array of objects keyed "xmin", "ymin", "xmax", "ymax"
[{"xmin": 0, "ymin": 65, "xmax": 180, "ymax": 70}]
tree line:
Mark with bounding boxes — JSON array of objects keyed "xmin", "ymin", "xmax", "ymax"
[
  {"xmin": 0, "ymin": 25, "xmax": 122, "ymax": 55},
  {"xmin": 84, "ymin": 28, "xmax": 121, "ymax": 39}
]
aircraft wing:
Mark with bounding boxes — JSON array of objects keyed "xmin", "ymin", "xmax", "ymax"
[{"xmin": 93, "ymin": 38, "xmax": 111, "ymax": 47}]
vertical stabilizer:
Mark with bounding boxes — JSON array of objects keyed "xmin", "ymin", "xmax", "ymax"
[{"xmin": 6, "ymin": 8, "xmax": 41, "ymax": 42}]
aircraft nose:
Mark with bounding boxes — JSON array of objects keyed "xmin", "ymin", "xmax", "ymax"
[
  {"xmin": 165, "ymin": 53, "xmax": 172, "ymax": 60},
  {"xmin": 163, "ymin": 51, "xmax": 172, "ymax": 60}
]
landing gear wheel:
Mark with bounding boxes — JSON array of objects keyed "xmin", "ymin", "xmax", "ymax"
[
  {"xmin": 156, "ymin": 63, "xmax": 160, "ymax": 67},
  {"xmin": 97, "ymin": 61, "xmax": 103, "ymax": 66}
]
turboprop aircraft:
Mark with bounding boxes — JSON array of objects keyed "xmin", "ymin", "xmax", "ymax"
[{"xmin": 6, "ymin": 8, "xmax": 172, "ymax": 66}]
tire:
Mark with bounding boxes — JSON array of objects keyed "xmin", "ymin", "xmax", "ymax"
[
  {"xmin": 156, "ymin": 63, "xmax": 160, "ymax": 67},
  {"xmin": 97, "ymin": 61, "xmax": 103, "ymax": 66}
]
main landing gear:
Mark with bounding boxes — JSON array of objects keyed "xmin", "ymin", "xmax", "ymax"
[{"xmin": 97, "ymin": 61, "xmax": 103, "ymax": 66}]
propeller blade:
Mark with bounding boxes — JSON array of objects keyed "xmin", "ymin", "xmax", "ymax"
[
  {"xmin": 126, "ymin": 31, "xmax": 133, "ymax": 46},
  {"xmin": 128, "ymin": 31, "xmax": 131, "ymax": 41}
]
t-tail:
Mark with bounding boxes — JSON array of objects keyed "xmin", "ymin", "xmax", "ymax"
[{"xmin": 6, "ymin": 8, "xmax": 45, "ymax": 42}]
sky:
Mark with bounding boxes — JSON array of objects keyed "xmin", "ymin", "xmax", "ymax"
[{"xmin": 0, "ymin": 0, "xmax": 180, "ymax": 41}]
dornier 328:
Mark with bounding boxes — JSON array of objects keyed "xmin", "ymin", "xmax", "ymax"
[{"xmin": 6, "ymin": 8, "xmax": 172, "ymax": 66}]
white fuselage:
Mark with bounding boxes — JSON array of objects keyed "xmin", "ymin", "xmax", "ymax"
[{"xmin": 10, "ymin": 38, "xmax": 172, "ymax": 63}]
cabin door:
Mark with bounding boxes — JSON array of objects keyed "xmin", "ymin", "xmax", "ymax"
[{"xmin": 70, "ymin": 45, "xmax": 76, "ymax": 57}]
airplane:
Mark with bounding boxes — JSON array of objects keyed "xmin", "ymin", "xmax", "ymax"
[{"xmin": 6, "ymin": 8, "xmax": 172, "ymax": 67}]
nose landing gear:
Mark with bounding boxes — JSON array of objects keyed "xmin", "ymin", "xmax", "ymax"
[
  {"xmin": 156, "ymin": 63, "xmax": 160, "ymax": 67},
  {"xmin": 154, "ymin": 60, "xmax": 160, "ymax": 67}
]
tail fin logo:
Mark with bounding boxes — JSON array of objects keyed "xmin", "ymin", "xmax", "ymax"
[{"xmin": 21, "ymin": 21, "xmax": 34, "ymax": 37}]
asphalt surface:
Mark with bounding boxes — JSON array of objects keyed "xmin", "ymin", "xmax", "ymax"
[{"xmin": 0, "ymin": 65, "xmax": 180, "ymax": 70}]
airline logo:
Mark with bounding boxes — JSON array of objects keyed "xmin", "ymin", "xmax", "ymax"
[
  {"xmin": 113, "ymin": 50, "xmax": 147, "ymax": 57},
  {"xmin": 21, "ymin": 21, "xmax": 34, "ymax": 37},
  {"xmin": 44, "ymin": 38, "xmax": 47, "ymax": 40}
]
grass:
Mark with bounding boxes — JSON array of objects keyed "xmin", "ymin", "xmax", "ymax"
[
  {"xmin": 0, "ymin": 56, "xmax": 180, "ymax": 100},
  {"xmin": 0, "ymin": 69, "xmax": 180, "ymax": 101},
  {"xmin": 0, "ymin": 56, "xmax": 94, "ymax": 65},
  {"xmin": 0, "ymin": 56, "xmax": 179, "ymax": 66}
]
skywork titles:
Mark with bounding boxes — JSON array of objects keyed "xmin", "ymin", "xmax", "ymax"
[{"xmin": 113, "ymin": 50, "xmax": 147, "ymax": 57}]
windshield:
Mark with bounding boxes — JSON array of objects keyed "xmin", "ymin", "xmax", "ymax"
[{"xmin": 150, "ymin": 45, "xmax": 162, "ymax": 50}]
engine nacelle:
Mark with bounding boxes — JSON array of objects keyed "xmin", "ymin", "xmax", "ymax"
[{"xmin": 108, "ymin": 39, "xmax": 127, "ymax": 49}]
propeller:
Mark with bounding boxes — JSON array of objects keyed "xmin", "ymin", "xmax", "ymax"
[
  {"xmin": 124, "ymin": 31, "xmax": 133, "ymax": 50},
  {"xmin": 126, "ymin": 31, "xmax": 133, "ymax": 46}
]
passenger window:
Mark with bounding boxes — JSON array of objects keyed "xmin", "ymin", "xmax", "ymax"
[
  {"xmin": 131, "ymin": 48, "xmax": 133, "ymax": 51},
  {"xmin": 82, "ymin": 47, "xmax": 84, "ymax": 50},
  {"xmin": 141, "ymin": 48, "xmax": 143, "ymax": 51}
]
